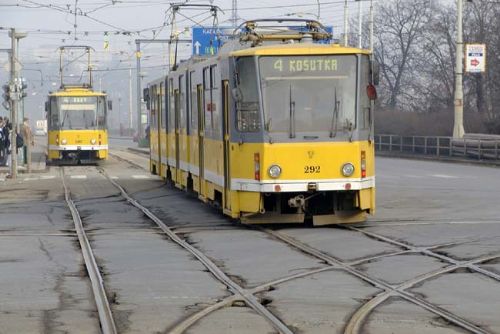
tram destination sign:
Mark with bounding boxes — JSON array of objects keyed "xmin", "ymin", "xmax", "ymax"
[
  {"xmin": 465, "ymin": 44, "xmax": 486, "ymax": 73},
  {"xmin": 260, "ymin": 55, "xmax": 352, "ymax": 77}
]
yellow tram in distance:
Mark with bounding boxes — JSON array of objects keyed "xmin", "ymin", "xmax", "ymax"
[
  {"xmin": 46, "ymin": 45, "xmax": 108, "ymax": 164},
  {"xmin": 147, "ymin": 19, "xmax": 377, "ymax": 225},
  {"xmin": 46, "ymin": 86, "xmax": 108, "ymax": 164}
]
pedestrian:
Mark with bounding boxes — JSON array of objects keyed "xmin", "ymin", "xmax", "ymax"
[
  {"xmin": 0, "ymin": 117, "xmax": 6, "ymax": 166},
  {"xmin": 21, "ymin": 117, "xmax": 34, "ymax": 170},
  {"xmin": 2, "ymin": 117, "xmax": 11, "ymax": 167}
]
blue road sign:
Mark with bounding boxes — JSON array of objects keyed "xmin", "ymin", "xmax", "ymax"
[
  {"xmin": 290, "ymin": 25, "xmax": 333, "ymax": 44},
  {"xmin": 191, "ymin": 25, "xmax": 333, "ymax": 56},
  {"xmin": 192, "ymin": 27, "xmax": 233, "ymax": 56}
]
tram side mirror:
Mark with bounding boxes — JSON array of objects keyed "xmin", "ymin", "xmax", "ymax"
[
  {"xmin": 371, "ymin": 60, "xmax": 380, "ymax": 86},
  {"xmin": 143, "ymin": 88, "xmax": 150, "ymax": 110},
  {"xmin": 45, "ymin": 101, "xmax": 49, "ymax": 112},
  {"xmin": 232, "ymin": 88, "xmax": 242, "ymax": 103},
  {"xmin": 107, "ymin": 100, "xmax": 113, "ymax": 110}
]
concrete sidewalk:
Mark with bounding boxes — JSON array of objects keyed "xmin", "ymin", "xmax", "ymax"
[{"xmin": 0, "ymin": 137, "xmax": 47, "ymax": 181}]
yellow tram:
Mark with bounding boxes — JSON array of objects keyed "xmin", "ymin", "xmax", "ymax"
[
  {"xmin": 147, "ymin": 20, "xmax": 377, "ymax": 225},
  {"xmin": 46, "ymin": 86, "xmax": 108, "ymax": 164}
]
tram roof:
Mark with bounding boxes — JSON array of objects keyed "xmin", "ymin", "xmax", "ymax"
[
  {"xmin": 49, "ymin": 86, "xmax": 106, "ymax": 97},
  {"xmin": 230, "ymin": 43, "xmax": 371, "ymax": 57}
]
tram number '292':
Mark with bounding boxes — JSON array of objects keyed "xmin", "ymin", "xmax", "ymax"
[{"xmin": 304, "ymin": 165, "xmax": 321, "ymax": 174}]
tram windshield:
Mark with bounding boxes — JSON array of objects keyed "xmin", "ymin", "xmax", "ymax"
[
  {"xmin": 259, "ymin": 55, "xmax": 358, "ymax": 138},
  {"xmin": 52, "ymin": 96, "xmax": 106, "ymax": 130}
]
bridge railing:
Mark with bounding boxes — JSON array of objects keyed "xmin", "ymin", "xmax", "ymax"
[{"xmin": 375, "ymin": 134, "xmax": 500, "ymax": 162}]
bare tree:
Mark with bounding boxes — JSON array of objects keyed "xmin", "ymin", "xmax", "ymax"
[
  {"xmin": 373, "ymin": 0, "xmax": 433, "ymax": 110},
  {"xmin": 464, "ymin": 1, "xmax": 500, "ymax": 131}
]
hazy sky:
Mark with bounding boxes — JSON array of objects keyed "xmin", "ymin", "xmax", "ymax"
[
  {"xmin": 0, "ymin": 0, "xmax": 355, "ymax": 123},
  {"xmin": 0, "ymin": 0, "xmax": 453, "ymax": 125},
  {"xmin": 0, "ymin": 0, "xmax": 350, "ymax": 67}
]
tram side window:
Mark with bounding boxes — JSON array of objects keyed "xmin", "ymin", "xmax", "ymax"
[
  {"xmin": 49, "ymin": 97, "xmax": 58, "ymax": 129},
  {"xmin": 203, "ymin": 68, "xmax": 213, "ymax": 137},
  {"xmin": 210, "ymin": 65, "xmax": 221, "ymax": 138},
  {"xmin": 235, "ymin": 57, "xmax": 261, "ymax": 132},
  {"xmin": 151, "ymin": 85, "xmax": 157, "ymax": 130},
  {"xmin": 160, "ymin": 82, "xmax": 166, "ymax": 129},
  {"xmin": 179, "ymin": 75, "xmax": 186, "ymax": 130},
  {"xmin": 168, "ymin": 78, "xmax": 175, "ymax": 132},
  {"xmin": 359, "ymin": 56, "xmax": 371, "ymax": 130},
  {"xmin": 97, "ymin": 96, "xmax": 106, "ymax": 128},
  {"xmin": 190, "ymin": 71, "xmax": 198, "ymax": 131}
]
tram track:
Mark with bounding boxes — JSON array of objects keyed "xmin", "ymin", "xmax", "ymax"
[
  {"xmin": 60, "ymin": 167, "xmax": 118, "ymax": 334},
  {"xmin": 97, "ymin": 166, "xmax": 295, "ymax": 334},
  {"xmin": 108, "ymin": 150, "xmax": 500, "ymax": 334},
  {"xmin": 262, "ymin": 228, "xmax": 495, "ymax": 334}
]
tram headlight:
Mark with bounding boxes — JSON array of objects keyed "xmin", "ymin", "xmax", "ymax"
[
  {"xmin": 268, "ymin": 165, "xmax": 282, "ymax": 179},
  {"xmin": 61, "ymin": 138, "xmax": 67, "ymax": 145},
  {"xmin": 342, "ymin": 163, "xmax": 355, "ymax": 177},
  {"xmin": 90, "ymin": 138, "xmax": 96, "ymax": 145}
]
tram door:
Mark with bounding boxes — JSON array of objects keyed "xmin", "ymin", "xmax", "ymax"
[
  {"xmin": 222, "ymin": 80, "xmax": 231, "ymax": 210},
  {"xmin": 174, "ymin": 89, "xmax": 180, "ymax": 184},
  {"xmin": 197, "ymin": 85, "xmax": 205, "ymax": 197}
]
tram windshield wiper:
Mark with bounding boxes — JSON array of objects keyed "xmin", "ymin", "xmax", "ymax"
[
  {"xmin": 289, "ymin": 84, "xmax": 296, "ymax": 139},
  {"xmin": 61, "ymin": 110, "xmax": 69, "ymax": 129},
  {"xmin": 329, "ymin": 88, "xmax": 340, "ymax": 138}
]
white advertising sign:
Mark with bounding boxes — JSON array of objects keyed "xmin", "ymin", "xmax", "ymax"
[{"xmin": 465, "ymin": 44, "xmax": 486, "ymax": 73}]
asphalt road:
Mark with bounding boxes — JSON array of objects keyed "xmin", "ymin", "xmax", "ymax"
[{"xmin": 0, "ymin": 143, "xmax": 499, "ymax": 334}]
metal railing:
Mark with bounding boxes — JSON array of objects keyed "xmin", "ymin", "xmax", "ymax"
[{"xmin": 375, "ymin": 134, "xmax": 500, "ymax": 162}]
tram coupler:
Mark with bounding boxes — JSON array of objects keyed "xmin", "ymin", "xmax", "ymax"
[{"xmin": 288, "ymin": 195, "xmax": 306, "ymax": 214}]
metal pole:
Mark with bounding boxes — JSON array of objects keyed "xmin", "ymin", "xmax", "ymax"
[
  {"xmin": 118, "ymin": 95, "xmax": 121, "ymax": 133},
  {"xmin": 358, "ymin": 0, "xmax": 363, "ymax": 49},
  {"xmin": 135, "ymin": 41, "xmax": 142, "ymax": 141},
  {"xmin": 232, "ymin": 0, "xmax": 238, "ymax": 28},
  {"xmin": 344, "ymin": 0, "xmax": 349, "ymax": 46},
  {"xmin": 316, "ymin": 0, "xmax": 321, "ymax": 21},
  {"xmin": 128, "ymin": 68, "xmax": 133, "ymax": 132},
  {"xmin": 453, "ymin": 0, "xmax": 465, "ymax": 138},
  {"xmin": 9, "ymin": 29, "xmax": 18, "ymax": 179},
  {"xmin": 369, "ymin": 0, "xmax": 374, "ymax": 52}
]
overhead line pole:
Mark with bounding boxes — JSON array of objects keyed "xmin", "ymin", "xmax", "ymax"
[
  {"xmin": 10, "ymin": 29, "xmax": 18, "ymax": 179},
  {"xmin": 8, "ymin": 29, "xmax": 27, "ymax": 179},
  {"xmin": 357, "ymin": 0, "xmax": 363, "ymax": 49},
  {"xmin": 232, "ymin": 0, "xmax": 238, "ymax": 28},
  {"xmin": 453, "ymin": 0, "xmax": 465, "ymax": 138},
  {"xmin": 369, "ymin": 0, "xmax": 374, "ymax": 52},
  {"xmin": 128, "ymin": 68, "xmax": 133, "ymax": 133},
  {"xmin": 343, "ymin": 0, "xmax": 349, "ymax": 46}
]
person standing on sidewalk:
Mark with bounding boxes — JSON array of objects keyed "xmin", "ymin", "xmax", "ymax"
[
  {"xmin": 20, "ymin": 117, "xmax": 34, "ymax": 172},
  {"xmin": 3, "ymin": 117, "xmax": 11, "ymax": 167},
  {"xmin": 0, "ymin": 117, "xmax": 6, "ymax": 166}
]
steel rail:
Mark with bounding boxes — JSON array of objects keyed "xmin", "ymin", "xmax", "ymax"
[
  {"xmin": 98, "ymin": 168, "xmax": 294, "ymax": 334},
  {"xmin": 60, "ymin": 168, "xmax": 118, "ymax": 334},
  {"xmin": 262, "ymin": 228, "xmax": 490, "ymax": 334},
  {"xmin": 170, "ymin": 266, "xmax": 335, "ymax": 333},
  {"xmin": 348, "ymin": 226, "xmax": 500, "ymax": 282},
  {"xmin": 104, "ymin": 153, "xmax": 495, "ymax": 333},
  {"xmin": 345, "ymin": 252, "xmax": 500, "ymax": 334},
  {"xmin": 108, "ymin": 152, "xmax": 146, "ymax": 170}
]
